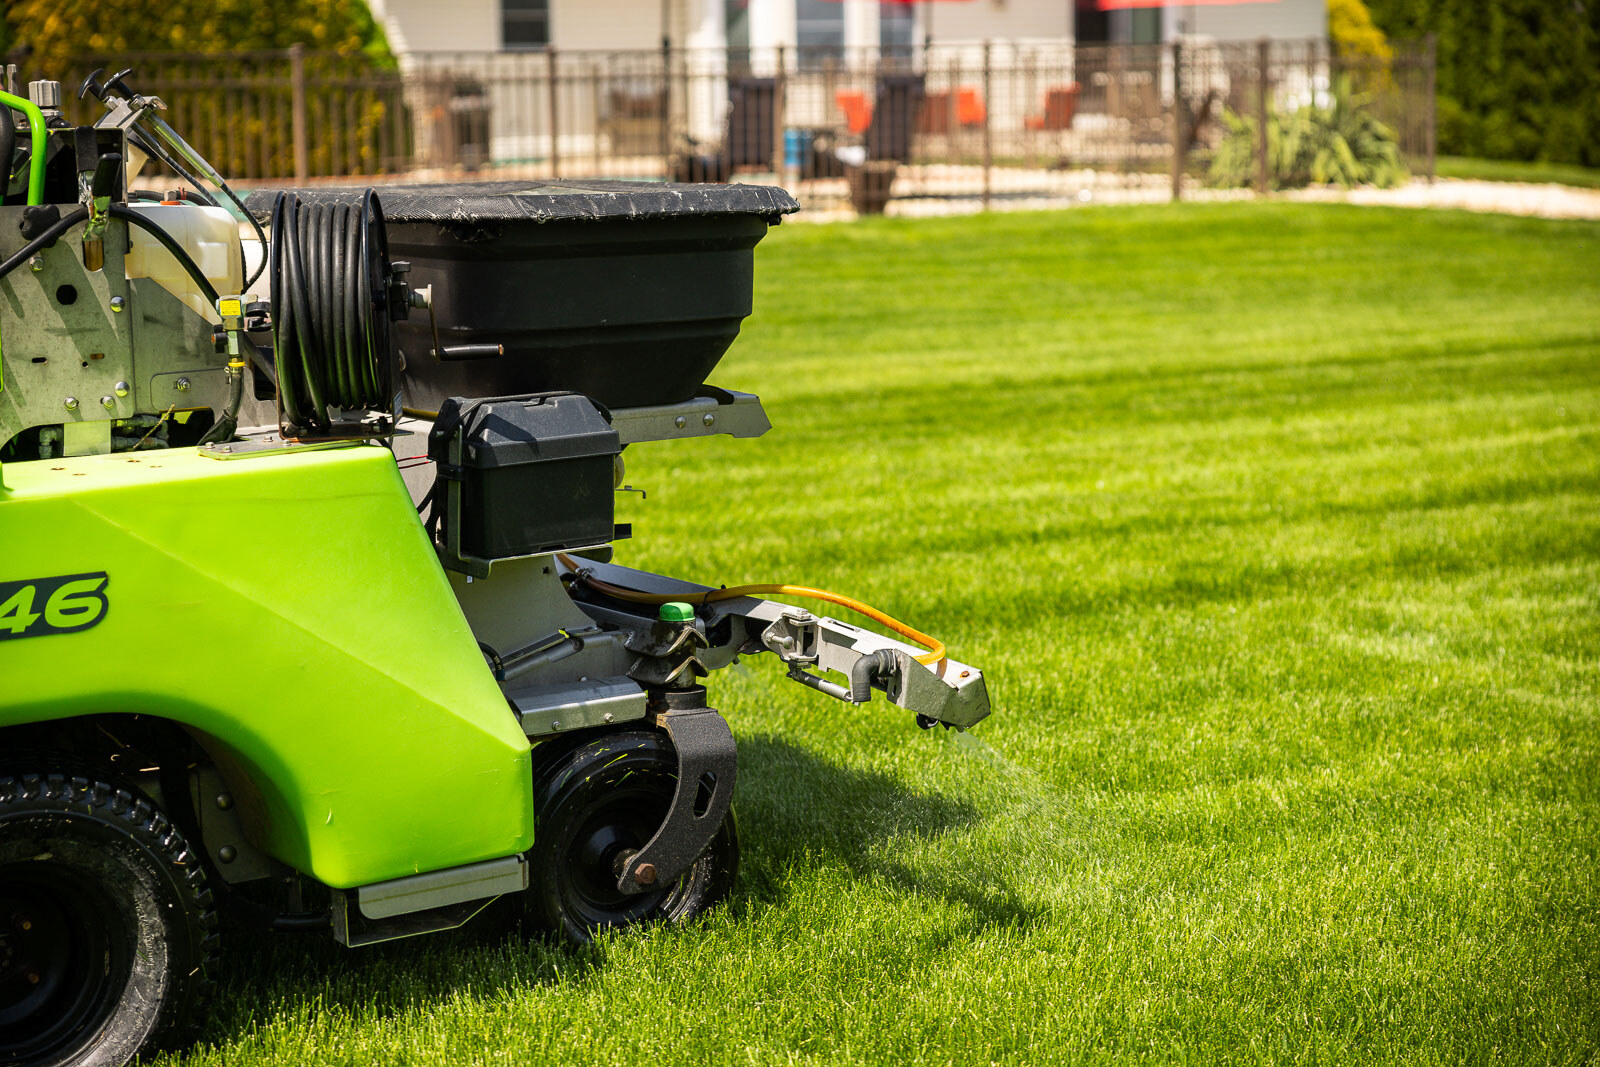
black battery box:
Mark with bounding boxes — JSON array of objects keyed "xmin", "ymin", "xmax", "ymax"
[{"xmin": 428, "ymin": 392, "xmax": 621, "ymax": 560}]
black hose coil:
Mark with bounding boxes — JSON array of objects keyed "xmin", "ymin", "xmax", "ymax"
[{"xmin": 268, "ymin": 190, "xmax": 393, "ymax": 434}]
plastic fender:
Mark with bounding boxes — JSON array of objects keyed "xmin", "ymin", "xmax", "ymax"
[{"xmin": 0, "ymin": 444, "xmax": 533, "ymax": 888}]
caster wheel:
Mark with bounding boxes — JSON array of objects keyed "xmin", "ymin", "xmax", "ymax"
[{"xmin": 526, "ymin": 730, "xmax": 738, "ymax": 945}]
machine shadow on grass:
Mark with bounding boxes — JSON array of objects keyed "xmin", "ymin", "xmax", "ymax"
[
  {"xmin": 196, "ymin": 733, "xmax": 1014, "ymax": 1047},
  {"xmin": 726, "ymin": 734, "xmax": 1042, "ymax": 932}
]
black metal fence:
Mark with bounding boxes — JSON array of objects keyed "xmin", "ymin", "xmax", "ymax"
[{"xmin": 54, "ymin": 38, "xmax": 1435, "ymax": 215}]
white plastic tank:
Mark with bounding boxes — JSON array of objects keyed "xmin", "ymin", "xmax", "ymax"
[{"xmin": 123, "ymin": 203, "xmax": 245, "ymax": 322}]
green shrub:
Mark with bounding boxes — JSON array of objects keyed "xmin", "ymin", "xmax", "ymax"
[
  {"xmin": 1363, "ymin": 0, "xmax": 1600, "ymax": 167},
  {"xmin": 1208, "ymin": 76, "xmax": 1407, "ymax": 190}
]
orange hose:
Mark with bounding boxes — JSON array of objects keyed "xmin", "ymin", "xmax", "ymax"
[{"xmin": 557, "ymin": 555, "xmax": 947, "ymax": 666}]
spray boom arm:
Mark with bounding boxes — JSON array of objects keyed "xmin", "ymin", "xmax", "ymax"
[{"xmin": 562, "ymin": 558, "xmax": 990, "ymax": 731}]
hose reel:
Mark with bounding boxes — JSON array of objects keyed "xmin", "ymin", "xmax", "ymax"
[{"xmin": 267, "ymin": 190, "xmax": 404, "ymax": 438}]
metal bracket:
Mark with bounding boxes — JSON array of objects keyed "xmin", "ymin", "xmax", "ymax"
[
  {"xmin": 91, "ymin": 93, "xmax": 163, "ymax": 132},
  {"xmin": 618, "ymin": 616, "xmax": 713, "ymax": 687},
  {"xmin": 332, "ymin": 894, "xmax": 497, "ymax": 948},
  {"xmin": 188, "ymin": 765, "xmax": 275, "ymax": 885},
  {"xmin": 760, "ymin": 608, "xmax": 820, "ymax": 664},
  {"xmin": 198, "ymin": 432, "xmax": 367, "ymax": 460},
  {"xmin": 614, "ymin": 699, "xmax": 738, "ymax": 895},
  {"xmin": 507, "ymin": 674, "xmax": 648, "ymax": 737},
  {"xmin": 356, "ymin": 855, "xmax": 527, "ymax": 920},
  {"xmin": 785, "ymin": 662, "xmax": 855, "ymax": 702},
  {"xmin": 332, "ymin": 855, "xmax": 527, "ymax": 947},
  {"xmin": 624, "ymin": 619, "xmax": 710, "ymax": 658},
  {"xmin": 627, "ymin": 652, "xmax": 708, "ymax": 687},
  {"xmin": 61, "ymin": 420, "xmax": 111, "ymax": 458},
  {"xmin": 608, "ymin": 388, "xmax": 772, "ymax": 446}
]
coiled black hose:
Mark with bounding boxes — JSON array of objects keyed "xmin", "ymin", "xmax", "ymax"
[{"xmin": 269, "ymin": 190, "xmax": 393, "ymax": 434}]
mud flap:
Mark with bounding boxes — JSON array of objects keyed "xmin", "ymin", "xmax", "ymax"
[{"xmin": 615, "ymin": 691, "xmax": 738, "ymax": 895}]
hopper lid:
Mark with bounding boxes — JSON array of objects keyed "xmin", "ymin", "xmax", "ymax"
[{"xmin": 246, "ymin": 180, "xmax": 799, "ymax": 226}]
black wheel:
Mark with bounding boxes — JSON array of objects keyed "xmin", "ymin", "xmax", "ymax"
[
  {"xmin": 527, "ymin": 730, "xmax": 738, "ymax": 945},
  {"xmin": 0, "ymin": 774, "xmax": 217, "ymax": 1067}
]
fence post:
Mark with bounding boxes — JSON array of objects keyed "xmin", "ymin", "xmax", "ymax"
[
  {"xmin": 1109, "ymin": 43, "xmax": 1124, "ymax": 136},
  {"xmin": 981, "ymin": 40, "xmax": 992, "ymax": 212},
  {"xmin": 1169, "ymin": 40, "xmax": 1184, "ymax": 202},
  {"xmin": 1023, "ymin": 49, "xmax": 1037, "ymax": 170},
  {"xmin": 290, "ymin": 43, "xmax": 308, "ymax": 182},
  {"xmin": 680, "ymin": 49, "xmax": 692, "ymax": 168},
  {"xmin": 1255, "ymin": 37, "xmax": 1270, "ymax": 194},
  {"xmin": 591, "ymin": 60, "xmax": 603, "ymax": 177},
  {"xmin": 547, "ymin": 47, "xmax": 560, "ymax": 178},
  {"xmin": 772, "ymin": 45, "xmax": 787, "ymax": 179},
  {"xmin": 946, "ymin": 56, "xmax": 959, "ymax": 145},
  {"xmin": 659, "ymin": 38, "xmax": 671, "ymax": 172},
  {"xmin": 1423, "ymin": 32, "xmax": 1437, "ymax": 183}
]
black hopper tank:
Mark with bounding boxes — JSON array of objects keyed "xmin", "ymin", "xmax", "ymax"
[{"xmin": 250, "ymin": 181, "xmax": 799, "ymax": 411}]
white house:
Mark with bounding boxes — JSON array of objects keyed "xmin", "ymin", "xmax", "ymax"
[
  {"xmin": 363, "ymin": 0, "xmax": 1327, "ymax": 167},
  {"xmin": 366, "ymin": 0, "xmax": 1326, "ymax": 56},
  {"xmin": 367, "ymin": 0, "xmax": 1071, "ymax": 56}
]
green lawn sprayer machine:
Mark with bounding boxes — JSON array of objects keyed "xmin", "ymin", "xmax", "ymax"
[{"xmin": 0, "ymin": 69, "xmax": 989, "ymax": 1067}]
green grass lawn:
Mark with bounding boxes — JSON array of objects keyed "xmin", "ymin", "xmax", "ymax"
[
  {"xmin": 1437, "ymin": 155, "xmax": 1600, "ymax": 190},
  {"xmin": 175, "ymin": 204, "xmax": 1599, "ymax": 1065}
]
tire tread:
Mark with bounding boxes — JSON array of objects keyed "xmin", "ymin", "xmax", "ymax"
[{"xmin": 0, "ymin": 769, "xmax": 220, "ymax": 1059}]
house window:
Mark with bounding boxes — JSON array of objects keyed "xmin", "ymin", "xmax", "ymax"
[
  {"xmin": 726, "ymin": 0, "xmax": 750, "ymax": 50},
  {"xmin": 1130, "ymin": 6, "xmax": 1161, "ymax": 44},
  {"xmin": 796, "ymin": 0, "xmax": 844, "ymax": 64},
  {"xmin": 880, "ymin": 2, "xmax": 914, "ymax": 54},
  {"xmin": 726, "ymin": 0, "xmax": 751, "ymax": 70},
  {"xmin": 503, "ymin": 0, "xmax": 549, "ymax": 49},
  {"xmin": 1075, "ymin": 0, "xmax": 1109, "ymax": 44}
]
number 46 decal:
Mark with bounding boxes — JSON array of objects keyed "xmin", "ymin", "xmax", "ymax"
[{"xmin": 0, "ymin": 573, "xmax": 110, "ymax": 641}]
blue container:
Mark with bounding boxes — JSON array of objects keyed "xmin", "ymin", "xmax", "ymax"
[{"xmin": 784, "ymin": 128, "xmax": 811, "ymax": 169}]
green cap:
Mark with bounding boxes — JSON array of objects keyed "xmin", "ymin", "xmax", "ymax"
[{"xmin": 658, "ymin": 601, "xmax": 696, "ymax": 623}]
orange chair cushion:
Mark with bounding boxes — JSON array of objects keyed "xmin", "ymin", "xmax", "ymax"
[
  {"xmin": 956, "ymin": 88, "xmax": 985, "ymax": 126},
  {"xmin": 836, "ymin": 90, "xmax": 872, "ymax": 135}
]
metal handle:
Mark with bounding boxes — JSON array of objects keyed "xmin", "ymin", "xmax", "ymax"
[
  {"xmin": 90, "ymin": 151, "xmax": 121, "ymax": 199},
  {"xmin": 435, "ymin": 343, "xmax": 505, "ymax": 361}
]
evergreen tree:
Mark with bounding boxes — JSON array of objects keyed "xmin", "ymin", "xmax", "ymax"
[{"xmin": 1363, "ymin": 0, "xmax": 1599, "ymax": 165}]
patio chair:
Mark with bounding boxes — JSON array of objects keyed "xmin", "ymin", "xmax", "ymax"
[
  {"xmin": 917, "ymin": 87, "xmax": 986, "ymax": 135},
  {"xmin": 865, "ymin": 72, "xmax": 925, "ymax": 164},
  {"xmin": 671, "ymin": 75, "xmax": 777, "ymax": 183},
  {"xmin": 1024, "ymin": 84, "xmax": 1081, "ymax": 131}
]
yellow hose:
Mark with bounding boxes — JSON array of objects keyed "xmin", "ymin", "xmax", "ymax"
[{"xmin": 557, "ymin": 555, "xmax": 947, "ymax": 666}]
